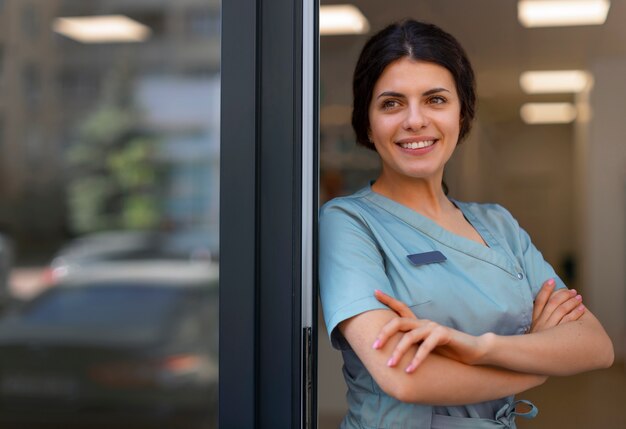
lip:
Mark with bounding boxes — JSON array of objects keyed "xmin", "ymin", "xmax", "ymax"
[
  {"xmin": 395, "ymin": 136, "xmax": 439, "ymax": 144},
  {"xmin": 395, "ymin": 137, "xmax": 439, "ymax": 155}
]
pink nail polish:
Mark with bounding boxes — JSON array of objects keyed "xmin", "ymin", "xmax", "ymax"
[
  {"xmin": 548, "ymin": 278, "xmax": 555, "ymax": 286},
  {"xmin": 578, "ymin": 304, "xmax": 585, "ymax": 311},
  {"xmin": 387, "ymin": 358, "xmax": 395, "ymax": 367},
  {"xmin": 373, "ymin": 340, "xmax": 381, "ymax": 349},
  {"xmin": 575, "ymin": 295, "xmax": 582, "ymax": 301},
  {"xmin": 405, "ymin": 365, "xmax": 414, "ymax": 373}
]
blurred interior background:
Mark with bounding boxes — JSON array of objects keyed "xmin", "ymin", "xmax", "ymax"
[{"xmin": 318, "ymin": 1, "xmax": 626, "ymax": 428}]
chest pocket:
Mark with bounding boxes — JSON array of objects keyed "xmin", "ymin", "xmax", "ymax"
[{"xmin": 388, "ymin": 257, "xmax": 447, "ymax": 309}]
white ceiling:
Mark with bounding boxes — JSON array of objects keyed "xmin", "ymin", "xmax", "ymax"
[{"xmin": 320, "ymin": 0, "xmax": 626, "ymax": 122}]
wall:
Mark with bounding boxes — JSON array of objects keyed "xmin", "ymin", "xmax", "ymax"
[{"xmin": 578, "ymin": 59, "xmax": 626, "ymax": 358}]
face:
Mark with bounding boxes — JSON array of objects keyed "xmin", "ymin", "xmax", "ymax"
[{"xmin": 368, "ymin": 57, "xmax": 461, "ymax": 185}]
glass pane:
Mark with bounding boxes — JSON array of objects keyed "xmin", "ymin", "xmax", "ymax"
[{"xmin": 0, "ymin": 1, "xmax": 220, "ymax": 427}]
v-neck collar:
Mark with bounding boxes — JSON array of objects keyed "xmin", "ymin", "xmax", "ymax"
[{"xmin": 361, "ymin": 185, "xmax": 522, "ymax": 278}]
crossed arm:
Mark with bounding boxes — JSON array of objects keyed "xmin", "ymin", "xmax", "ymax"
[{"xmin": 339, "ymin": 280, "xmax": 614, "ymax": 405}]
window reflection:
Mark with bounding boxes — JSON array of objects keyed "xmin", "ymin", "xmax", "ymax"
[
  {"xmin": 184, "ymin": 8, "xmax": 221, "ymax": 39},
  {"xmin": 0, "ymin": 115, "xmax": 4, "ymax": 150},
  {"xmin": 20, "ymin": 4, "xmax": 40, "ymax": 40},
  {"xmin": 21, "ymin": 63, "xmax": 41, "ymax": 109},
  {"xmin": 0, "ymin": 43, "xmax": 4, "ymax": 81},
  {"xmin": 0, "ymin": 1, "xmax": 220, "ymax": 427}
]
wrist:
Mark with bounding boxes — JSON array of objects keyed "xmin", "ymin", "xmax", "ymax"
[{"xmin": 476, "ymin": 332, "xmax": 498, "ymax": 365}]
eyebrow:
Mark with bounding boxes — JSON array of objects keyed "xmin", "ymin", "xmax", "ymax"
[{"xmin": 376, "ymin": 87, "xmax": 451, "ymax": 99}]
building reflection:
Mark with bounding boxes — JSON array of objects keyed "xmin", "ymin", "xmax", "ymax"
[{"xmin": 0, "ymin": 1, "xmax": 220, "ymax": 427}]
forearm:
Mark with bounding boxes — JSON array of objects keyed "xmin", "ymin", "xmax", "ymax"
[
  {"xmin": 342, "ymin": 310, "xmax": 545, "ymax": 405},
  {"xmin": 478, "ymin": 312, "xmax": 614, "ymax": 376},
  {"xmin": 383, "ymin": 350, "xmax": 546, "ymax": 405}
]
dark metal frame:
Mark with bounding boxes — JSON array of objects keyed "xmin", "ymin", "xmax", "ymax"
[{"xmin": 220, "ymin": 0, "xmax": 318, "ymax": 427}]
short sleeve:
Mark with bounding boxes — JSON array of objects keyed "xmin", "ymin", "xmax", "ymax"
[
  {"xmin": 319, "ymin": 201, "xmax": 392, "ymax": 350},
  {"xmin": 518, "ymin": 225, "xmax": 567, "ymax": 297},
  {"xmin": 495, "ymin": 205, "xmax": 567, "ymax": 297}
]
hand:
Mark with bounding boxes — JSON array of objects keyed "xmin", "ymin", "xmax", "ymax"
[
  {"xmin": 373, "ymin": 290, "xmax": 484, "ymax": 372},
  {"xmin": 530, "ymin": 279, "xmax": 585, "ymax": 333}
]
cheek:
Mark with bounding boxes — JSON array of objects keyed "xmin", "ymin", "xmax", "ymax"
[
  {"xmin": 440, "ymin": 112, "xmax": 461, "ymax": 136},
  {"xmin": 370, "ymin": 114, "xmax": 397, "ymax": 135}
]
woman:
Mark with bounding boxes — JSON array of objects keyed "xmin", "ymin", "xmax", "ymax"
[{"xmin": 319, "ymin": 20, "xmax": 614, "ymax": 429}]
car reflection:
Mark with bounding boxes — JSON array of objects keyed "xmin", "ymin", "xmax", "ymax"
[
  {"xmin": 0, "ymin": 262, "xmax": 218, "ymax": 429},
  {"xmin": 43, "ymin": 231, "xmax": 216, "ymax": 286}
]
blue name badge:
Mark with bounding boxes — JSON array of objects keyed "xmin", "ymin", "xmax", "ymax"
[{"xmin": 407, "ymin": 251, "xmax": 447, "ymax": 266}]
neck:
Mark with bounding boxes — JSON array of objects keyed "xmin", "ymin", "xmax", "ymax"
[{"xmin": 371, "ymin": 170, "xmax": 453, "ymax": 220}]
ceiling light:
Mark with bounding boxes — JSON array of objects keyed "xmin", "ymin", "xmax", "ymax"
[
  {"xmin": 520, "ymin": 102, "xmax": 578, "ymax": 124},
  {"xmin": 520, "ymin": 70, "xmax": 592, "ymax": 94},
  {"xmin": 53, "ymin": 15, "xmax": 151, "ymax": 43},
  {"xmin": 518, "ymin": 0, "xmax": 610, "ymax": 27},
  {"xmin": 320, "ymin": 5, "xmax": 369, "ymax": 36}
]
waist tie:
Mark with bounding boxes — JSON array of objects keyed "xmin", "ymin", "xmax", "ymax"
[
  {"xmin": 495, "ymin": 399, "xmax": 538, "ymax": 427},
  {"xmin": 431, "ymin": 400, "xmax": 538, "ymax": 429}
]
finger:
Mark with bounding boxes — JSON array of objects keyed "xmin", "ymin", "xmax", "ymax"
[
  {"xmin": 374, "ymin": 290, "xmax": 414, "ymax": 318},
  {"xmin": 545, "ymin": 294, "xmax": 583, "ymax": 326},
  {"xmin": 532, "ymin": 279, "xmax": 556, "ymax": 321},
  {"xmin": 405, "ymin": 329, "xmax": 444, "ymax": 373},
  {"xmin": 387, "ymin": 325, "xmax": 433, "ymax": 367},
  {"xmin": 374, "ymin": 289, "xmax": 415, "ymax": 319},
  {"xmin": 543, "ymin": 288, "xmax": 577, "ymax": 314},
  {"xmin": 560, "ymin": 303, "xmax": 585, "ymax": 324},
  {"xmin": 373, "ymin": 317, "xmax": 420, "ymax": 349},
  {"xmin": 535, "ymin": 288, "xmax": 577, "ymax": 326},
  {"xmin": 533, "ymin": 289, "xmax": 577, "ymax": 331}
]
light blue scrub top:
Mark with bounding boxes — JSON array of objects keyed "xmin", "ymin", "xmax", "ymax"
[{"xmin": 319, "ymin": 184, "xmax": 566, "ymax": 429}]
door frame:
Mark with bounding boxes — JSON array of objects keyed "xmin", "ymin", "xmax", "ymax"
[{"xmin": 220, "ymin": 0, "xmax": 318, "ymax": 427}]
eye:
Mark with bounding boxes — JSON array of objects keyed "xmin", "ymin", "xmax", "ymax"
[
  {"xmin": 381, "ymin": 99, "xmax": 400, "ymax": 110},
  {"xmin": 428, "ymin": 95, "xmax": 447, "ymax": 105}
]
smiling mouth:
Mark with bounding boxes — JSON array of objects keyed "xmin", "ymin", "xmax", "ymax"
[{"xmin": 398, "ymin": 140, "xmax": 437, "ymax": 149}]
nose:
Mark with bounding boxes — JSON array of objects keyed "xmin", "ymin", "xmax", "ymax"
[{"xmin": 403, "ymin": 103, "xmax": 428, "ymax": 131}]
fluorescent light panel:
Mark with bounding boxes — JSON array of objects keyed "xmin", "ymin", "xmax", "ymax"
[
  {"xmin": 520, "ymin": 102, "xmax": 577, "ymax": 124},
  {"xmin": 518, "ymin": 0, "xmax": 610, "ymax": 27},
  {"xmin": 520, "ymin": 70, "xmax": 592, "ymax": 94},
  {"xmin": 53, "ymin": 15, "xmax": 151, "ymax": 43},
  {"xmin": 320, "ymin": 5, "xmax": 369, "ymax": 35}
]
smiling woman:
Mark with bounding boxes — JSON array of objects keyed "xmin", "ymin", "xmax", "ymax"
[{"xmin": 319, "ymin": 19, "xmax": 613, "ymax": 429}]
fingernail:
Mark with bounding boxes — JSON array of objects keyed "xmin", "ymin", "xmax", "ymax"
[
  {"xmin": 405, "ymin": 365, "xmax": 415, "ymax": 373},
  {"xmin": 372, "ymin": 339, "xmax": 381, "ymax": 349},
  {"xmin": 548, "ymin": 278, "xmax": 555, "ymax": 286},
  {"xmin": 578, "ymin": 304, "xmax": 585, "ymax": 311},
  {"xmin": 387, "ymin": 358, "xmax": 395, "ymax": 367},
  {"xmin": 570, "ymin": 289, "xmax": 577, "ymax": 295},
  {"xmin": 575, "ymin": 294, "xmax": 582, "ymax": 301}
]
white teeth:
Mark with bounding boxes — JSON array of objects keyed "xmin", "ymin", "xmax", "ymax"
[{"xmin": 399, "ymin": 140, "xmax": 435, "ymax": 149}]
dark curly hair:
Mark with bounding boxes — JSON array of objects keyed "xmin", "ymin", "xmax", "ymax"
[{"xmin": 352, "ymin": 19, "xmax": 476, "ymax": 150}]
